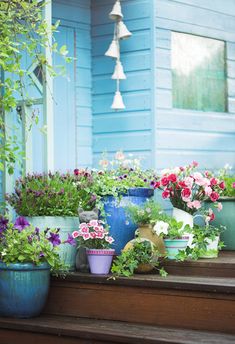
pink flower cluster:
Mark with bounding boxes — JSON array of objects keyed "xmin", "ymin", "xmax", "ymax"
[
  {"xmin": 72, "ymin": 220, "xmax": 114, "ymax": 249},
  {"xmin": 154, "ymin": 162, "xmax": 225, "ymax": 217}
]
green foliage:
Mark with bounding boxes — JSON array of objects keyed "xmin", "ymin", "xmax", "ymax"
[
  {"xmin": 6, "ymin": 172, "xmax": 88, "ymax": 216},
  {"xmin": 222, "ymin": 176, "xmax": 235, "ymax": 197},
  {"xmin": 189, "ymin": 224, "xmax": 225, "ymax": 258},
  {"xmin": 125, "ymin": 200, "xmax": 162, "ymax": 225},
  {"xmin": 0, "ymin": 0, "xmax": 69, "ymax": 175},
  {"xmin": 0, "ymin": 220, "xmax": 67, "ymax": 273},
  {"xmin": 111, "ymin": 239, "xmax": 167, "ymax": 278}
]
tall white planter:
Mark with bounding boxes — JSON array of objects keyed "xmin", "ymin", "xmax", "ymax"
[{"xmin": 172, "ymin": 207, "xmax": 194, "ymax": 247}]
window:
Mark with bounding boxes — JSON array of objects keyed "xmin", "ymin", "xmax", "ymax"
[{"xmin": 172, "ymin": 32, "xmax": 227, "ymax": 112}]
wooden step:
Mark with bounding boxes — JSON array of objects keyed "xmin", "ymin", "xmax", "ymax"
[
  {"xmin": 163, "ymin": 251, "xmax": 235, "ymax": 278},
  {"xmin": 0, "ymin": 315, "xmax": 235, "ymax": 344},
  {"xmin": 44, "ymin": 273, "xmax": 235, "ymax": 334}
]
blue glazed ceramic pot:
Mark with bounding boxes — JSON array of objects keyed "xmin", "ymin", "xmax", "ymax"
[
  {"xmin": 102, "ymin": 188, "xmax": 154, "ymax": 255},
  {"xmin": 0, "ymin": 262, "xmax": 50, "ymax": 318}
]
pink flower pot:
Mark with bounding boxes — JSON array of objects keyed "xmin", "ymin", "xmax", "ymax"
[{"xmin": 86, "ymin": 249, "xmax": 115, "ymax": 275}]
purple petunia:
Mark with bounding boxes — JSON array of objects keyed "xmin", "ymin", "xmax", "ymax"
[
  {"xmin": 0, "ymin": 217, "xmax": 9, "ymax": 230},
  {"xmin": 48, "ymin": 232, "xmax": 61, "ymax": 247},
  {"xmin": 14, "ymin": 217, "xmax": 30, "ymax": 231},
  {"xmin": 64, "ymin": 233, "xmax": 76, "ymax": 246}
]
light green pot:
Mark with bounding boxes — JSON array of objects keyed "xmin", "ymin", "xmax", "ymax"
[
  {"xmin": 205, "ymin": 198, "xmax": 235, "ymax": 251},
  {"xmin": 26, "ymin": 216, "xmax": 79, "ymax": 271}
]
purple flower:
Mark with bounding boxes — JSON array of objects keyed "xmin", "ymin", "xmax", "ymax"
[
  {"xmin": 64, "ymin": 233, "xmax": 76, "ymax": 246},
  {"xmin": 39, "ymin": 251, "xmax": 45, "ymax": 258},
  {"xmin": 48, "ymin": 232, "xmax": 61, "ymax": 247},
  {"xmin": 35, "ymin": 227, "xmax": 40, "ymax": 235},
  {"xmin": 232, "ymin": 182, "xmax": 235, "ymax": 189},
  {"xmin": 14, "ymin": 217, "xmax": 30, "ymax": 231},
  {"xmin": 0, "ymin": 217, "xmax": 9, "ymax": 230}
]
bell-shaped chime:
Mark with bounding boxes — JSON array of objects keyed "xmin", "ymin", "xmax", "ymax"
[{"xmin": 105, "ymin": 0, "xmax": 132, "ymax": 110}]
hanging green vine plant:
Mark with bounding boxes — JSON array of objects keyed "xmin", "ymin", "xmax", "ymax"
[{"xmin": 0, "ymin": 0, "xmax": 71, "ymax": 175}]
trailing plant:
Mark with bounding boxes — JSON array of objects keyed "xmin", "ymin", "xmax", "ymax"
[
  {"xmin": 0, "ymin": 216, "xmax": 75, "ymax": 274},
  {"xmin": 111, "ymin": 239, "xmax": 167, "ymax": 278},
  {"xmin": 189, "ymin": 224, "xmax": 225, "ymax": 259},
  {"xmin": 218, "ymin": 165, "xmax": 235, "ymax": 197},
  {"xmin": 0, "ymin": 0, "xmax": 71, "ymax": 175},
  {"xmin": 6, "ymin": 172, "xmax": 86, "ymax": 216}
]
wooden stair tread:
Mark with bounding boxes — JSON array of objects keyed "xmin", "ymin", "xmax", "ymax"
[
  {"xmin": 0, "ymin": 315, "xmax": 235, "ymax": 344},
  {"xmin": 59, "ymin": 272, "xmax": 235, "ymax": 294},
  {"xmin": 163, "ymin": 251, "xmax": 235, "ymax": 278}
]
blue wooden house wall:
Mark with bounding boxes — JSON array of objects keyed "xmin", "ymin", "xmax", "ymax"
[
  {"xmin": 92, "ymin": 0, "xmax": 155, "ymax": 168},
  {"xmin": 1, "ymin": 0, "xmax": 235, "ymax": 205},
  {"xmin": 153, "ymin": 0, "xmax": 235, "ymax": 170}
]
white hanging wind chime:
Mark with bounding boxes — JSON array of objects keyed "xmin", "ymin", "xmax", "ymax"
[{"xmin": 105, "ymin": 0, "xmax": 132, "ymax": 110}]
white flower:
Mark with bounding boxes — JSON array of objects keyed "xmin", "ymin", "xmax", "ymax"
[{"xmin": 153, "ymin": 221, "xmax": 169, "ymax": 236}]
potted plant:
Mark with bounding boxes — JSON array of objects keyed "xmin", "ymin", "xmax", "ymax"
[
  {"xmin": 154, "ymin": 162, "xmax": 225, "ymax": 246},
  {"xmin": 0, "ymin": 216, "xmax": 73, "ymax": 318},
  {"xmin": 72, "ymin": 220, "xmax": 115, "ymax": 275},
  {"xmin": 111, "ymin": 238, "xmax": 167, "ymax": 277},
  {"xmin": 205, "ymin": 165, "xmax": 235, "ymax": 250},
  {"xmin": 6, "ymin": 172, "xmax": 83, "ymax": 271},
  {"xmin": 191, "ymin": 223, "xmax": 225, "ymax": 258},
  {"xmin": 89, "ymin": 152, "xmax": 157, "ymax": 254},
  {"xmin": 125, "ymin": 200, "xmax": 166, "ymax": 254},
  {"xmin": 153, "ymin": 218, "xmax": 190, "ymax": 260}
]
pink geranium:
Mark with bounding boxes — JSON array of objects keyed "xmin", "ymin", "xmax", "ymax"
[{"xmin": 72, "ymin": 220, "xmax": 114, "ymax": 249}]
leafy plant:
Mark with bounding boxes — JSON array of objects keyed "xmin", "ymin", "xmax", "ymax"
[
  {"xmin": 6, "ymin": 172, "xmax": 87, "ymax": 216},
  {"xmin": 0, "ymin": 216, "xmax": 74, "ymax": 273},
  {"xmin": 72, "ymin": 220, "xmax": 114, "ymax": 249},
  {"xmin": 0, "ymin": 0, "xmax": 71, "ymax": 175},
  {"xmin": 153, "ymin": 216, "xmax": 191, "ymax": 239},
  {"xmin": 111, "ymin": 239, "xmax": 167, "ymax": 278},
  {"xmin": 125, "ymin": 200, "xmax": 162, "ymax": 226},
  {"xmin": 189, "ymin": 224, "xmax": 225, "ymax": 258}
]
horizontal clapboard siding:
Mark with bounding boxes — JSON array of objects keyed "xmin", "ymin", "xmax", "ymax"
[
  {"xmin": 91, "ymin": 0, "xmax": 154, "ymax": 168},
  {"xmin": 53, "ymin": 0, "xmax": 92, "ymax": 168},
  {"xmin": 154, "ymin": 0, "xmax": 235, "ymax": 171}
]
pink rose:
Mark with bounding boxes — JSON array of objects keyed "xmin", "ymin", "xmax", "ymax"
[
  {"xmin": 210, "ymin": 191, "xmax": 219, "ymax": 202},
  {"xmin": 154, "ymin": 181, "xmax": 161, "ymax": 189},
  {"xmin": 219, "ymin": 181, "xmax": 225, "ymax": 189},
  {"xmin": 184, "ymin": 177, "xmax": 194, "ymax": 188},
  {"xmin": 210, "ymin": 178, "xmax": 218, "ymax": 186},
  {"xmin": 187, "ymin": 200, "xmax": 201, "ymax": 210},
  {"xmin": 192, "ymin": 161, "xmax": 199, "ymax": 167},
  {"xmin": 162, "ymin": 189, "xmax": 170, "ymax": 199},
  {"xmin": 181, "ymin": 188, "xmax": 192, "ymax": 201},
  {"xmin": 204, "ymin": 186, "xmax": 212, "ymax": 196},
  {"xmin": 179, "ymin": 181, "xmax": 187, "ymax": 188},
  {"xmin": 161, "ymin": 177, "xmax": 169, "ymax": 186},
  {"xmin": 168, "ymin": 173, "xmax": 177, "ymax": 183},
  {"xmin": 233, "ymin": 182, "xmax": 235, "ymax": 189}
]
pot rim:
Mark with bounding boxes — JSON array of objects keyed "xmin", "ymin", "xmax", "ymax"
[{"xmin": 0, "ymin": 261, "xmax": 50, "ymax": 271}]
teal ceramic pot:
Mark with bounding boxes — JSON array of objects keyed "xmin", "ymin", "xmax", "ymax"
[
  {"xmin": 164, "ymin": 238, "xmax": 188, "ymax": 260},
  {"xmin": 26, "ymin": 216, "xmax": 79, "ymax": 270},
  {"xmin": 205, "ymin": 198, "xmax": 235, "ymax": 251},
  {"xmin": 0, "ymin": 262, "xmax": 50, "ymax": 318}
]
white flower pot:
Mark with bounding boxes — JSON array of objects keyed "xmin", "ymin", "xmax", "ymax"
[{"xmin": 172, "ymin": 207, "xmax": 194, "ymax": 247}]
